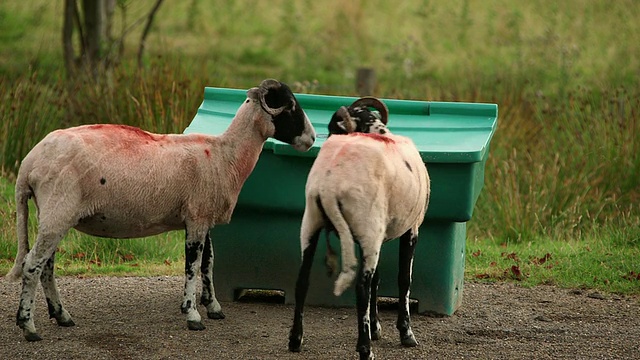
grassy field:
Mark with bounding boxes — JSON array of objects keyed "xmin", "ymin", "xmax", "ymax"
[{"xmin": 0, "ymin": 0, "xmax": 638, "ymax": 293}]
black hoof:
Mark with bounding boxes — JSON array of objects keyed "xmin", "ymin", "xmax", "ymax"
[
  {"xmin": 25, "ymin": 332, "xmax": 43, "ymax": 342},
  {"xmin": 288, "ymin": 336, "xmax": 302, "ymax": 352},
  {"xmin": 207, "ymin": 311, "xmax": 225, "ymax": 320},
  {"xmin": 56, "ymin": 318, "xmax": 76, "ymax": 327},
  {"xmin": 400, "ymin": 333, "xmax": 418, "ymax": 347},
  {"xmin": 358, "ymin": 350, "xmax": 374, "ymax": 360},
  {"xmin": 187, "ymin": 320, "xmax": 206, "ymax": 331}
]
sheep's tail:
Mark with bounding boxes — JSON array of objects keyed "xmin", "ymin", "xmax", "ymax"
[
  {"xmin": 6, "ymin": 177, "xmax": 31, "ymax": 282},
  {"xmin": 321, "ymin": 196, "xmax": 358, "ymax": 296}
]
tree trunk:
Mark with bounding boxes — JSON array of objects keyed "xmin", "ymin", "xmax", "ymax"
[
  {"xmin": 103, "ymin": 0, "xmax": 116, "ymax": 68},
  {"xmin": 62, "ymin": 0, "xmax": 76, "ymax": 77},
  {"xmin": 82, "ymin": 0, "xmax": 103, "ymax": 72}
]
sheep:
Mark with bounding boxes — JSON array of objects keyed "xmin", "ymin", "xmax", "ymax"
[
  {"xmin": 6, "ymin": 79, "xmax": 316, "ymax": 342},
  {"xmin": 322, "ymin": 97, "xmax": 390, "ymax": 276},
  {"xmin": 288, "ymin": 97, "xmax": 430, "ymax": 360}
]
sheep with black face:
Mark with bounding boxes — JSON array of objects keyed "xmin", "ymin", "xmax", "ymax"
[
  {"xmin": 7, "ymin": 79, "xmax": 316, "ymax": 342},
  {"xmin": 327, "ymin": 97, "xmax": 389, "ymax": 136},
  {"xmin": 289, "ymin": 97, "xmax": 429, "ymax": 360}
]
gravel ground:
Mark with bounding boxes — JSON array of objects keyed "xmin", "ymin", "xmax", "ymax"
[{"xmin": 1, "ymin": 276, "xmax": 639, "ymax": 359}]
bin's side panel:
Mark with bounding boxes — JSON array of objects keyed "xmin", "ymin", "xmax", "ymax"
[
  {"xmin": 236, "ymin": 151, "xmax": 312, "ymax": 213},
  {"xmin": 410, "ymin": 221, "xmax": 466, "ymax": 315},
  {"xmin": 209, "ymin": 207, "xmax": 303, "ymax": 303},
  {"xmin": 426, "ymin": 158, "xmax": 487, "ymax": 222}
]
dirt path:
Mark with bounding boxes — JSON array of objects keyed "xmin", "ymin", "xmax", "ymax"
[{"xmin": 1, "ymin": 276, "xmax": 638, "ymax": 359}]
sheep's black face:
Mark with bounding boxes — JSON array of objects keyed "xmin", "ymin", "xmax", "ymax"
[
  {"xmin": 328, "ymin": 106, "xmax": 388, "ymax": 136},
  {"xmin": 266, "ymin": 82, "xmax": 315, "ymax": 151}
]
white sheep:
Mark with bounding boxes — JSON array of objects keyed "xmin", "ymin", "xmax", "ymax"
[
  {"xmin": 288, "ymin": 98, "xmax": 430, "ymax": 360},
  {"xmin": 6, "ymin": 79, "xmax": 316, "ymax": 342}
]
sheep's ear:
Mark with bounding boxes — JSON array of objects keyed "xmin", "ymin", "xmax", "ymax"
[{"xmin": 246, "ymin": 87, "xmax": 261, "ymax": 100}]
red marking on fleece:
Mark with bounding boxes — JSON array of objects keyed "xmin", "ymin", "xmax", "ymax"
[
  {"xmin": 235, "ymin": 146, "xmax": 260, "ymax": 182},
  {"xmin": 348, "ymin": 132, "xmax": 395, "ymax": 144},
  {"xmin": 86, "ymin": 124, "xmax": 164, "ymax": 142},
  {"xmin": 204, "ymin": 149, "xmax": 211, "ymax": 157}
]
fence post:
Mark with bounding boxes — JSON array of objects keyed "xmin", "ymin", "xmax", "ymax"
[{"xmin": 356, "ymin": 67, "xmax": 376, "ymax": 96}]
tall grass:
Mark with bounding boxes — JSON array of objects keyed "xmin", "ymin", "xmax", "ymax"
[
  {"xmin": 469, "ymin": 86, "xmax": 640, "ymax": 241},
  {"xmin": 0, "ymin": 59, "xmax": 208, "ymax": 176},
  {"xmin": 0, "ymin": 0, "xmax": 638, "ymax": 261}
]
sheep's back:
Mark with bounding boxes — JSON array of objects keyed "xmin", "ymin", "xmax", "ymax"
[{"xmin": 307, "ymin": 133, "xmax": 429, "ymax": 239}]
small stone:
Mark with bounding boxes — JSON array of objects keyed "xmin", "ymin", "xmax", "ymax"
[
  {"xmin": 534, "ymin": 315, "xmax": 553, "ymax": 322},
  {"xmin": 588, "ymin": 292, "xmax": 606, "ymax": 300}
]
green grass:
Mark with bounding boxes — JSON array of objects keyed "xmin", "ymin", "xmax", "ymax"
[
  {"xmin": 0, "ymin": 1, "xmax": 638, "ymax": 294},
  {"xmin": 466, "ymin": 227, "xmax": 640, "ymax": 295}
]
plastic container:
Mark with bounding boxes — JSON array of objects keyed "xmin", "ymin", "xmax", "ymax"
[{"xmin": 184, "ymin": 87, "xmax": 498, "ymax": 315}]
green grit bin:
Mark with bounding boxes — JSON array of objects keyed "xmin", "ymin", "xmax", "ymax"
[{"xmin": 184, "ymin": 87, "xmax": 498, "ymax": 315}]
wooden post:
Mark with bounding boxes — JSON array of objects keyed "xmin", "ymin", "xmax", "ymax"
[{"xmin": 356, "ymin": 67, "xmax": 376, "ymax": 96}]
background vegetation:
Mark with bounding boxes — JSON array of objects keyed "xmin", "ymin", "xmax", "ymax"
[{"xmin": 0, "ymin": 0, "xmax": 638, "ymax": 293}]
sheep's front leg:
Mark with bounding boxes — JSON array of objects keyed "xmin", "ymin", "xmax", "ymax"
[
  {"xmin": 397, "ymin": 230, "xmax": 418, "ymax": 347},
  {"xmin": 40, "ymin": 253, "xmax": 74, "ymax": 328},
  {"xmin": 288, "ymin": 228, "xmax": 321, "ymax": 352},
  {"xmin": 200, "ymin": 232, "xmax": 224, "ymax": 320},
  {"xmin": 182, "ymin": 226, "xmax": 207, "ymax": 330}
]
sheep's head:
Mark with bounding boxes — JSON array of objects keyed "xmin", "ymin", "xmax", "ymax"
[
  {"xmin": 328, "ymin": 97, "xmax": 389, "ymax": 136},
  {"xmin": 247, "ymin": 79, "xmax": 315, "ymax": 151}
]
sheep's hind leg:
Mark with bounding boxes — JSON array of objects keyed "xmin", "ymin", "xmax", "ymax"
[
  {"xmin": 182, "ymin": 226, "xmax": 207, "ymax": 330},
  {"xmin": 40, "ymin": 252, "xmax": 74, "ymax": 327},
  {"xmin": 369, "ymin": 269, "xmax": 382, "ymax": 341},
  {"xmin": 396, "ymin": 230, "xmax": 418, "ymax": 347},
  {"xmin": 200, "ymin": 232, "xmax": 224, "ymax": 320},
  {"xmin": 288, "ymin": 224, "xmax": 321, "ymax": 352},
  {"xmin": 355, "ymin": 242, "xmax": 380, "ymax": 360},
  {"xmin": 17, "ymin": 231, "xmax": 65, "ymax": 342}
]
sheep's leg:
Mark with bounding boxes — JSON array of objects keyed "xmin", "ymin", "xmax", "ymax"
[
  {"xmin": 289, "ymin": 228, "xmax": 320, "ymax": 352},
  {"xmin": 182, "ymin": 226, "xmax": 208, "ymax": 331},
  {"xmin": 200, "ymin": 232, "xmax": 225, "ymax": 320},
  {"xmin": 17, "ymin": 231, "xmax": 65, "ymax": 342},
  {"xmin": 397, "ymin": 230, "xmax": 418, "ymax": 347},
  {"xmin": 369, "ymin": 269, "xmax": 382, "ymax": 341},
  {"xmin": 355, "ymin": 242, "xmax": 379, "ymax": 360},
  {"xmin": 40, "ymin": 252, "xmax": 74, "ymax": 327}
]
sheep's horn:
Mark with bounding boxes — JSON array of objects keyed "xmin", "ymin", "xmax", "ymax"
[
  {"xmin": 350, "ymin": 97, "xmax": 389, "ymax": 125},
  {"xmin": 259, "ymin": 79, "xmax": 290, "ymax": 117},
  {"xmin": 335, "ymin": 106, "xmax": 356, "ymax": 133}
]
